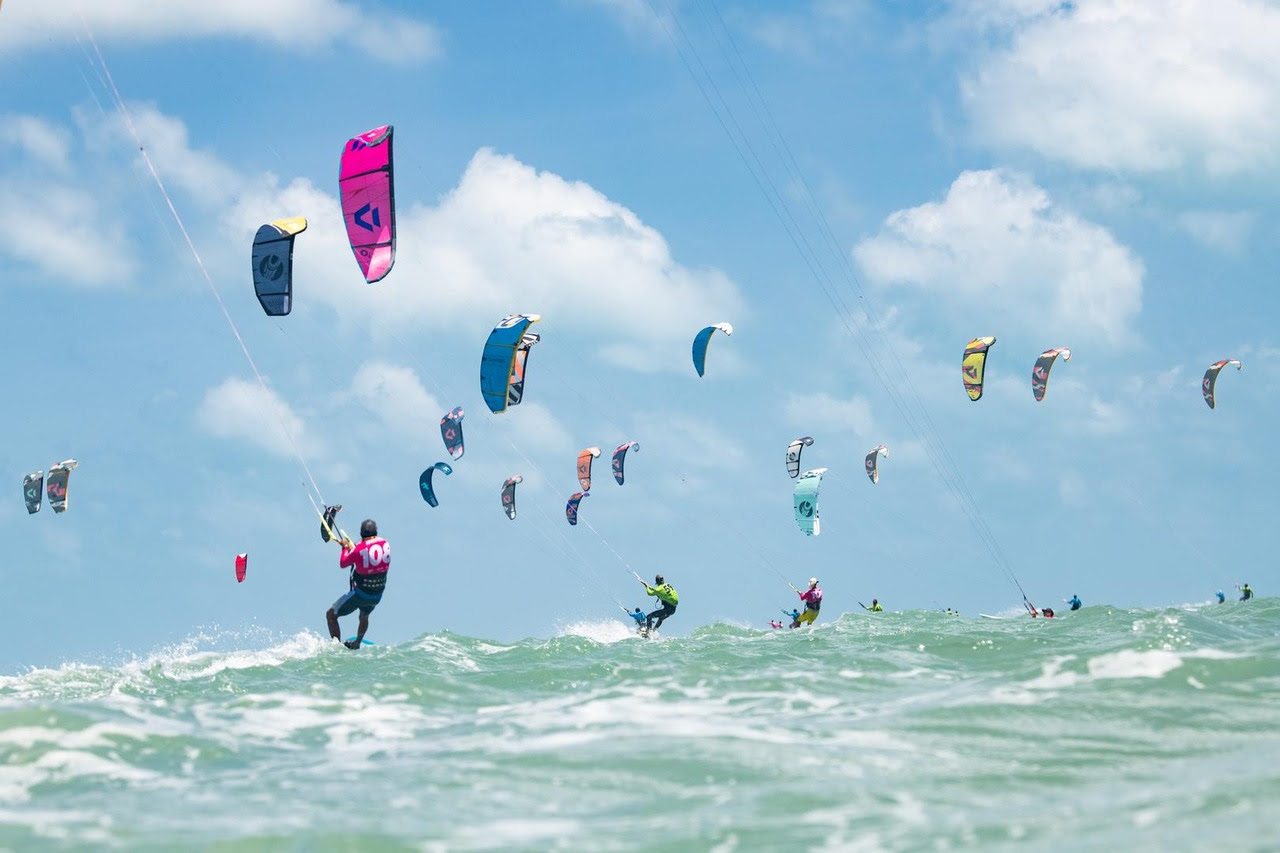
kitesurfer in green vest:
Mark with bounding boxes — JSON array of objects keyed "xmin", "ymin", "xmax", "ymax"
[
  {"xmin": 864, "ymin": 599, "xmax": 883, "ymax": 612},
  {"xmin": 642, "ymin": 575, "xmax": 679, "ymax": 633},
  {"xmin": 1240, "ymin": 583, "xmax": 1254, "ymax": 601}
]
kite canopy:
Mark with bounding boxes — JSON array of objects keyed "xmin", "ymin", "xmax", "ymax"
[
  {"xmin": 419, "ymin": 462, "xmax": 454, "ymax": 508},
  {"xmin": 480, "ymin": 314, "xmax": 542, "ymax": 413},
  {"xmin": 566, "ymin": 491, "xmax": 588, "ymax": 526},
  {"xmin": 45, "ymin": 459, "xmax": 77, "ymax": 514},
  {"xmin": 339, "ymin": 125, "xmax": 395, "ymax": 283},
  {"xmin": 501, "ymin": 475, "xmax": 523, "ymax": 520},
  {"xmin": 962, "ymin": 337, "xmax": 997, "ymax": 401},
  {"xmin": 235, "ymin": 553, "xmax": 248, "ymax": 583},
  {"xmin": 576, "ymin": 446, "xmax": 601, "ymax": 491},
  {"xmin": 251, "ymin": 217, "xmax": 307, "ymax": 316},
  {"xmin": 612, "ymin": 441, "xmax": 639, "ymax": 485},
  {"xmin": 793, "ymin": 468, "xmax": 826, "ymax": 536},
  {"xmin": 1202, "ymin": 359, "xmax": 1242, "ymax": 410},
  {"xmin": 1031, "ymin": 347, "xmax": 1071, "ymax": 402},
  {"xmin": 865, "ymin": 445, "xmax": 888, "ymax": 485},
  {"xmin": 440, "ymin": 407, "xmax": 466, "ymax": 461},
  {"xmin": 786, "ymin": 436, "xmax": 814, "ymax": 479},
  {"xmin": 22, "ymin": 471, "xmax": 42, "ymax": 514},
  {"xmin": 692, "ymin": 322, "xmax": 733, "ymax": 377}
]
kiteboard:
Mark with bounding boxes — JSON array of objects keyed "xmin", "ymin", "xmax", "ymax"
[
  {"xmin": 979, "ymin": 614, "xmax": 1010, "ymax": 620},
  {"xmin": 344, "ymin": 637, "xmax": 375, "ymax": 646}
]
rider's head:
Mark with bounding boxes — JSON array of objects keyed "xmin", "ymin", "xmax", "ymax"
[
  {"xmin": 809, "ymin": 578, "xmax": 818, "ymax": 587},
  {"xmin": 655, "ymin": 574, "xmax": 665, "ymax": 585},
  {"xmin": 360, "ymin": 519, "xmax": 378, "ymax": 538}
]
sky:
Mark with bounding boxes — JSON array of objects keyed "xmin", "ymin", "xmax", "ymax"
[{"xmin": 2, "ymin": 0, "xmax": 1278, "ymax": 671}]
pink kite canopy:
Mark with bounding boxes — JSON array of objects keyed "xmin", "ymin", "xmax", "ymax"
[{"xmin": 339, "ymin": 125, "xmax": 396, "ymax": 283}]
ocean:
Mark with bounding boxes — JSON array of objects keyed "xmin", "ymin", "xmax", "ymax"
[{"xmin": 1, "ymin": 600, "xmax": 1277, "ymax": 851}]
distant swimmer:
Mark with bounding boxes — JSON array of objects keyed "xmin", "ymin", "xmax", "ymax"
[
  {"xmin": 863, "ymin": 598, "xmax": 883, "ymax": 612},
  {"xmin": 1067, "ymin": 595, "xmax": 1082, "ymax": 611},
  {"xmin": 1217, "ymin": 590, "xmax": 1226, "ymax": 604},
  {"xmin": 791, "ymin": 578, "xmax": 823, "ymax": 627},
  {"xmin": 641, "ymin": 574, "xmax": 679, "ymax": 633},
  {"xmin": 1240, "ymin": 583, "xmax": 1254, "ymax": 601},
  {"xmin": 326, "ymin": 518, "xmax": 389, "ymax": 650}
]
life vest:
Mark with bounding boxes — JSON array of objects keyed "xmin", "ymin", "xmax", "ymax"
[{"xmin": 652, "ymin": 583, "xmax": 678, "ymax": 605}]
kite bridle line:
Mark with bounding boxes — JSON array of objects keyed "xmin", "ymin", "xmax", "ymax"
[{"xmin": 82, "ymin": 24, "xmax": 331, "ymax": 515}]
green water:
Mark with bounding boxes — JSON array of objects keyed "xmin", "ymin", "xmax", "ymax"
[{"xmin": 1, "ymin": 601, "xmax": 1277, "ymax": 851}]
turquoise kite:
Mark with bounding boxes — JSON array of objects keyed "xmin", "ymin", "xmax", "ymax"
[
  {"xmin": 481, "ymin": 314, "xmax": 542, "ymax": 413},
  {"xmin": 793, "ymin": 468, "xmax": 826, "ymax": 536},
  {"xmin": 692, "ymin": 322, "xmax": 733, "ymax": 377}
]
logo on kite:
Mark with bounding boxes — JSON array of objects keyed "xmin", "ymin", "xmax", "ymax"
[
  {"xmin": 1202, "ymin": 359, "xmax": 1242, "ymax": 410},
  {"xmin": 353, "ymin": 203, "xmax": 381, "ymax": 232},
  {"xmin": 501, "ymin": 475, "xmax": 523, "ymax": 520},
  {"xmin": 258, "ymin": 254, "xmax": 284, "ymax": 281},
  {"xmin": 440, "ymin": 407, "xmax": 466, "ymax": 460},
  {"xmin": 692, "ymin": 322, "xmax": 733, "ymax": 377},
  {"xmin": 1031, "ymin": 348, "xmax": 1071, "ymax": 402},
  {"xmin": 786, "ymin": 436, "xmax": 814, "ymax": 479},
  {"xmin": 235, "ymin": 553, "xmax": 248, "ymax": 583},
  {"xmin": 612, "ymin": 441, "xmax": 640, "ymax": 485},
  {"xmin": 962, "ymin": 337, "xmax": 997, "ymax": 401},
  {"xmin": 419, "ymin": 462, "xmax": 454, "ymax": 508}
]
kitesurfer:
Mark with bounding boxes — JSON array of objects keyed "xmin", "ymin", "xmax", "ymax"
[
  {"xmin": 770, "ymin": 620, "xmax": 783, "ymax": 629},
  {"xmin": 326, "ymin": 519, "xmax": 390, "ymax": 649},
  {"xmin": 626, "ymin": 608, "xmax": 647, "ymax": 630},
  {"xmin": 1067, "ymin": 595, "xmax": 1082, "ymax": 611},
  {"xmin": 1240, "ymin": 583, "xmax": 1254, "ymax": 601},
  {"xmin": 1042, "ymin": 607, "xmax": 1056, "ymax": 618},
  {"xmin": 864, "ymin": 598, "xmax": 883, "ymax": 612},
  {"xmin": 641, "ymin": 575, "xmax": 679, "ymax": 633},
  {"xmin": 791, "ymin": 579, "xmax": 823, "ymax": 627},
  {"xmin": 1216, "ymin": 590, "xmax": 1226, "ymax": 604}
]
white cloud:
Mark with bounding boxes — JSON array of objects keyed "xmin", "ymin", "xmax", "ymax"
[
  {"xmin": 746, "ymin": 0, "xmax": 871, "ymax": 57},
  {"xmin": 783, "ymin": 391, "xmax": 875, "ymax": 442},
  {"xmin": 0, "ymin": 116, "xmax": 72, "ymax": 172},
  {"xmin": 0, "ymin": 0, "xmax": 441, "ymax": 65},
  {"xmin": 853, "ymin": 169, "xmax": 1144, "ymax": 345},
  {"xmin": 958, "ymin": 0, "xmax": 1280, "ymax": 176},
  {"xmin": 346, "ymin": 361, "xmax": 443, "ymax": 441},
  {"xmin": 196, "ymin": 377, "xmax": 322, "ymax": 458},
  {"xmin": 1177, "ymin": 210, "xmax": 1256, "ymax": 255},
  {"xmin": 0, "ymin": 184, "xmax": 136, "ymax": 287}
]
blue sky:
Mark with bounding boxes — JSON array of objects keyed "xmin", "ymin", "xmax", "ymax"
[{"xmin": 3, "ymin": 0, "xmax": 1278, "ymax": 670}]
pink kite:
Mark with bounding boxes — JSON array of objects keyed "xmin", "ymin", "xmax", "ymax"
[
  {"xmin": 235, "ymin": 553, "xmax": 248, "ymax": 583},
  {"xmin": 339, "ymin": 125, "xmax": 396, "ymax": 283}
]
